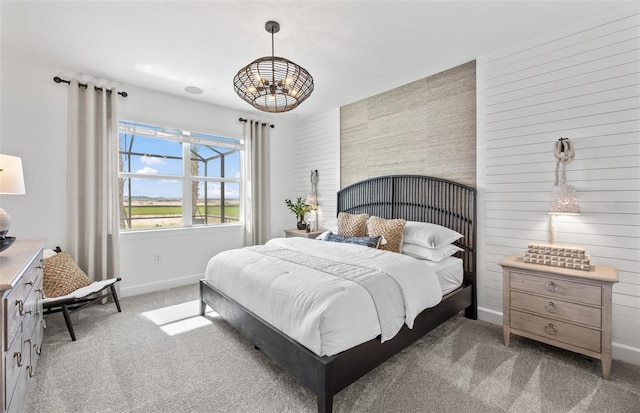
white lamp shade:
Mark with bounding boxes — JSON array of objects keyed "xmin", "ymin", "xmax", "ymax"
[
  {"xmin": 548, "ymin": 184, "xmax": 580, "ymax": 215},
  {"xmin": 0, "ymin": 155, "xmax": 26, "ymax": 194}
]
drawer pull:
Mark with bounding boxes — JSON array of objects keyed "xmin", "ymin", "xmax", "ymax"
[
  {"xmin": 36, "ymin": 259, "xmax": 45, "ymax": 270},
  {"xmin": 41, "ymin": 318, "xmax": 47, "ymax": 329},
  {"xmin": 26, "ymin": 338, "xmax": 35, "ymax": 377},
  {"xmin": 25, "ymin": 280, "xmax": 34, "ymax": 286},
  {"xmin": 544, "ymin": 323, "xmax": 557, "ymax": 335},
  {"xmin": 34, "ymin": 343, "xmax": 42, "ymax": 356},
  {"xmin": 14, "ymin": 351, "xmax": 23, "ymax": 367},
  {"xmin": 545, "ymin": 302, "xmax": 558, "ymax": 313},
  {"xmin": 545, "ymin": 281, "xmax": 558, "ymax": 293},
  {"xmin": 16, "ymin": 299, "xmax": 24, "ymax": 315}
]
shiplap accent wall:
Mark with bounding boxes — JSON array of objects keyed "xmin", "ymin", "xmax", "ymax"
[
  {"xmin": 340, "ymin": 61, "xmax": 476, "ymax": 188},
  {"xmin": 291, "ymin": 108, "xmax": 341, "ymax": 229},
  {"xmin": 477, "ymin": 5, "xmax": 640, "ymax": 364}
]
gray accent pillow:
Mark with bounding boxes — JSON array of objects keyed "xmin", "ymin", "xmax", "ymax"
[{"xmin": 323, "ymin": 233, "xmax": 381, "ymax": 249}]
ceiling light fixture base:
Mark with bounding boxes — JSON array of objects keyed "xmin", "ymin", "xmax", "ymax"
[{"xmin": 265, "ymin": 21, "xmax": 280, "ymax": 34}]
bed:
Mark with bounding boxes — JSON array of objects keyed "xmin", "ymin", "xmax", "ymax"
[{"xmin": 199, "ymin": 175, "xmax": 476, "ymax": 413}]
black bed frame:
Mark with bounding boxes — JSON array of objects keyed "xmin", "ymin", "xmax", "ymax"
[{"xmin": 200, "ymin": 175, "xmax": 476, "ymax": 413}]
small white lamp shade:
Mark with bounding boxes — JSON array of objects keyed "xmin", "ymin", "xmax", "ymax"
[
  {"xmin": 0, "ymin": 154, "xmax": 26, "ymax": 245},
  {"xmin": 548, "ymin": 184, "xmax": 580, "ymax": 215},
  {"xmin": 0, "ymin": 154, "xmax": 26, "ymax": 194}
]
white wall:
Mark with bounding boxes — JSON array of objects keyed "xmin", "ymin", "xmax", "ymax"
[
  {"xmin": 477, "ymin": 5, "xmax": 640, "ymax": 364},
  {"xmin": 291, "ymin": 109, "xmax": 341, "ymax": 230},
  {"xmin": 0, "ymin": 57, "xmax": 296, "ymax": 297}
]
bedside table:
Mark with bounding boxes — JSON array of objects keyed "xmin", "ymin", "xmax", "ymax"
[
  {"xmin": 500, "ymin": 255, "xmax": 618, "ymax": 379},
  {"xmin": 283, "ymin": 229, "xmax": 324, "ymax": 239}
]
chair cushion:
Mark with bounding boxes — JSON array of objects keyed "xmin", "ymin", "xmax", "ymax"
[{"xmin": 43, "ymin": 252, "xmax": 91, "ymax": 298}]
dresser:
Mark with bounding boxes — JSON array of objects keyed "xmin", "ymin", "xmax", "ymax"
[
  {"xmin": 0, "ymin": 239, "xmax": 45, "ymax": 412},
  {"xmin": 500, "ymin": 255, "xmax": 618, "ymax": 379}
]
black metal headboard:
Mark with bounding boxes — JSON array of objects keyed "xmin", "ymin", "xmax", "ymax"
[{"xmin": 337, "ymin": 175, "xmax": 476, "ymax": 283}]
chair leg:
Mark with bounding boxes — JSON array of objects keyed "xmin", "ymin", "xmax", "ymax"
[
  {"xmin": 61, "ymin": 304, "xmax": 76, "ymax": 341},
  {"xmin": 110, "ymin": 284, "xmax": 122, "ymax": 312}
]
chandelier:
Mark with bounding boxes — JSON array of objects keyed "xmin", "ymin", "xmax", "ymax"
[{"xmin": 233, "ymin": 21, "xmax": 314, "ymax": 113}]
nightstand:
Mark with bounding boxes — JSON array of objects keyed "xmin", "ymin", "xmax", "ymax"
[
  {"xmin": 283, "ymin": 229, "xmax": 324, "ymax": 239},
  {"xmin": 500, "ymin": 255, "xmax": 618, "ymax": 379}
]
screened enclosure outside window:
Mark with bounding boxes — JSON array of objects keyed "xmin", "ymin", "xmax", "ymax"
[{"xmin": 118, "ymin": 121, "xmax": 243, "ymax": 230}]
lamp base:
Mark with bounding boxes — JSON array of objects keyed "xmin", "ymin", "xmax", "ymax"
[{"xmin": 0, "ymin": 236, "xmax": 16, "ymax": 253}]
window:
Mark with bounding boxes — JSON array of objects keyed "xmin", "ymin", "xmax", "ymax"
[{"xmin": 118, "ymin": 121, "xmax": 243, "ymax": 230}]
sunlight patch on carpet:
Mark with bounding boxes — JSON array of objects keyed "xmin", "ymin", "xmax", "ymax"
[{"xmin": 141, "ymin": 300, "xmax": 219, "ymax": 336}]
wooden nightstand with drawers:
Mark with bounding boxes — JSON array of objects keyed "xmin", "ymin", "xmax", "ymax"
[{"xmin": 500, "ymin": 255, "xmax": 618, "ymax": 379}]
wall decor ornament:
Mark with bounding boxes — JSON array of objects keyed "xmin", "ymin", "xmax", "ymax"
[{"xmin": 548, "ymin": 137, "xmax": 580, "ymax": 244}]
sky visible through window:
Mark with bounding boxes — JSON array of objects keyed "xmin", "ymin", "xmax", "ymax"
[{"xmin": 120, "ymin": 131, "xmax": 241, "ymax": 200}]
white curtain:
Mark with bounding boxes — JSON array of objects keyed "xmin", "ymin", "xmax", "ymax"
[
  {"xmin": 244, "ymin": 120, "xmax": 271, "ymax": 246},
  {"xmin": 66, "ymin": 80, "xmax": 120, "ymax": 281}
]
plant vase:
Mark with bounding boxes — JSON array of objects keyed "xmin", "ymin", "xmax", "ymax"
[{"xmin": 296, "ymin": 216, "xmax": 307, "ymax": 230}]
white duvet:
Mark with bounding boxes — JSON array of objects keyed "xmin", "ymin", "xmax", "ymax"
[{"xmin": 204, "ymin": 237, "xmax": 442, "ymax": 356}]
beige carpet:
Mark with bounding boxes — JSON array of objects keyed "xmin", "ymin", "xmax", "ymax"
[{"xmin": 26, "ymin": 284, "xmax": 639, "ymax": 412}]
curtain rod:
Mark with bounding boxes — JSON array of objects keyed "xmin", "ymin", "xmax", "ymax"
[
  {"xmin": 53, "ymin": 76, "xmax": 128, "ymax": 97},
  {"xmin": 239, "ymin": 117, "xmax": 275, "ymax": 129}
]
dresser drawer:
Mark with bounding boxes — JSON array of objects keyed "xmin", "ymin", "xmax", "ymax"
[
  {"xmin": 4, "ymin": 330, "xmax": 24, "ymax": 409},
  {"xmin": 4, "ymin": 281, "xmax": 25, "ymax": 352},
  {"xmin": 511, "ymin": 310, "xmax": 601, "ymax": 353},
  {"xmin": 510, "ymin": 290, "xmax": 601, "ymax": 328},
  {"xmin": 510, "ymin": 271, "xmax": 601, "ymax": 306},
  {"xmin": 22, "ymin": 288, "xmax": 38, "ymax": 343},
  {"xmin": 21, "ymin": 258, "xmax": 42, "ymax": 296}
]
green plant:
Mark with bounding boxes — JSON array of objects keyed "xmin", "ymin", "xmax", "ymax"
[{"xmin": 285, "ymin": 197, "xmax": 311, "ymax": 218}]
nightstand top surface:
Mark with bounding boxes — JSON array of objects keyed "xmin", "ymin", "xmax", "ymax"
[
  {"xmin": 500, "ymin": 255, "xmax": 618, "ymax": 283},
  {"xmin": 283, "ymin": 229, "xmax": 324, "ymax": 238}
]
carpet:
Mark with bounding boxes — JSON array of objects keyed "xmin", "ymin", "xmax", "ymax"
[{"xmin": 26, "ymin": 284, "xmax": 639, "ymax": 412}]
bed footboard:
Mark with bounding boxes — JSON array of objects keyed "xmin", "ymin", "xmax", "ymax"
[
  {"xmin": 200, "ymin": 279, "xmax": 336, "ymax": 412},
  {"xmin": 200, "ymin": 279, "xmax": 473, "ymax": 413}
]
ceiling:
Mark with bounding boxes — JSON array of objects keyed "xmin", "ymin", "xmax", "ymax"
[{"xmin": 1, "ymin": 1, "xmax": 632, "ymax": 119}]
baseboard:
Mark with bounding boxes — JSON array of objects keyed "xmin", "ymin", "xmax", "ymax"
[
  {"xmin": 119, "ymin": 273, "xmax": 203, "ymax": 298},
  {"xmin": 477, "ymin": 306, "xmax": 640, "ymax": 366},
  {"xmin": 477, "ymin": 306, "xmax": 502, "ymax": 326},
  {"xmin": 612, "ymin": 341, "xmax": 640, "ymax": 366}
]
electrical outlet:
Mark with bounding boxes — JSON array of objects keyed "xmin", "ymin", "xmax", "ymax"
[{"xmin": 153, "ymin": 254, "xmax": 161, "ymax": 264}]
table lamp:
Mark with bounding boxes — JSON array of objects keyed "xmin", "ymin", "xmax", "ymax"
[{"xmin": 0, "ymin": 154, "xmax": 26, "ymax": 252}]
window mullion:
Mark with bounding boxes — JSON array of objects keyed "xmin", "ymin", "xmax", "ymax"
[{"xmin": 182, "ymin": 143, "xmax": 193, "ymax": 226}]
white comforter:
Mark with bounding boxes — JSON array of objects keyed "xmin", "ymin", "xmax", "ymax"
[{"xmin": 204, "ymin": 237, "xmax": 442, "ymax": 356}]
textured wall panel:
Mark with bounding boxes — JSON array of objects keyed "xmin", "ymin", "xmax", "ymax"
[{"xmin": 340, "ymin": 60, "xmax": 476, "ymax": 188}]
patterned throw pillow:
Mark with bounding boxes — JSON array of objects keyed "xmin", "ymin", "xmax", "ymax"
[
  {"xmin": 324, "ymin": 233, "xmax": 382, "ymax": 248},
  {"xmin": 337, "ymin": 212, "xmax": 369, "ymax": 237},
  {"xmin": 366, "ymin": 216, "xmax": 407, "ymax": 253},
  {"xmin": 43, "ymin": 252, "xmax": 91, "ymax": 298}
]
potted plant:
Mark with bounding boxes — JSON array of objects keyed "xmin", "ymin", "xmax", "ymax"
[{"xmin": 285, "ymin": 197, "xmax": 312, "ymax": 230}]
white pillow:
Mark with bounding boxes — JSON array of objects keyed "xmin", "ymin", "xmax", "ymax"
[
  {"xmin": 316, "ymin": 230, "xmax": 332, "ymax": 240},
  {"xmin": 320, "ymin": 219, "xmax": 338, "ymax": 233},
  {"xmin": 402, "ymin": 243, "xmax": 463, "ymax": 262},
  {"xmin": 403, "ymin": 221, "xmax": 463, "ymax": 249}
]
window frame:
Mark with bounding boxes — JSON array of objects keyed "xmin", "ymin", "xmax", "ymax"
[{"xmin": 118, "ymin": 121, "xmax": 244, "ymax": 232}]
